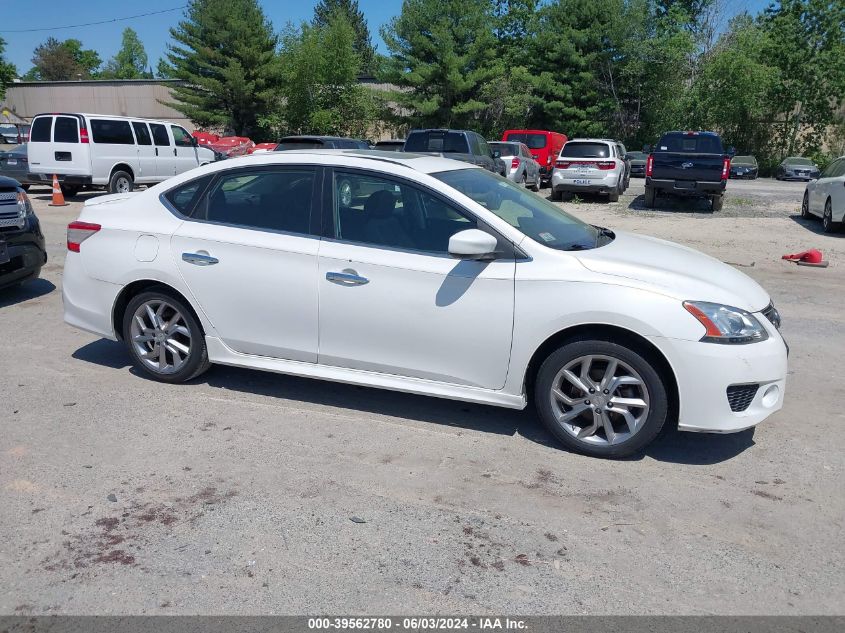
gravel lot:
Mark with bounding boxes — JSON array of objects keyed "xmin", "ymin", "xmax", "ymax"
[{"xmin": 1, "ymin": 177, "xmax": 843, "ymax": 615}]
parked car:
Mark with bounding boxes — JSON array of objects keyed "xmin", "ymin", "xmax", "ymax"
[
  {"xmin": 801, "ymin": 155, "xmax": 845, "ymax": 233},
  {"xmin": 627, "ymin": 151, "xmax": 648, "ymax": 177},
  {"xmin": 209, "ymin": 136, "xmax": 254, "ymax": 158},
  {"xmin": 373, "ymin": 140, "xmax": 406, "ymax": 152},
  {"xmin": 62, "ymin": 151, "xmax": 787, "ymax": 458},
  {"xmin": 730, "ymin": 155, "xmax": 758, "ymax": 179},
  {"xmin": 247, "ymin": 143, "xmax": 279, "ymax": 154},
  {"xmin": 0, "ymin": 144, "xmax": 39, "ymax": 190},
  {"xmin": 404, "ymin": 129, "xmax": 498, "ymax": 173},
  {"xmin": 26, "ymin": 113, "xmax": 218, "ymax": 196},
  {"xmin": 616, "ymin": 141, "xmax": 631, "ymax": 190},
  {"xmin": 644, "ymin": 131, "xmax": 731, "ymax": 211},
  {"xmin": 0, "ymin": 124, "xmax": 29, "ymax": 145},
  {"xmin": 502, "ymin": 129, "xmax": 567, "ymax": 188},
  {"xmin": 0, "ymin": 176, "xmax": 46, "ymax": 290},
  {"xmin": 274, "ymin": 136, "xmax": 370, "ymax": 151},
  {"xmin": 489, "ymin": 141, "xmax": 541, "ymax": 190},
  {"xmin": 550, "ymin": 138, "xmax": 628, "ymax": 202},
  {"xmin": 776, "ymin": 157, "xmax": 820, "ymax": 181}
]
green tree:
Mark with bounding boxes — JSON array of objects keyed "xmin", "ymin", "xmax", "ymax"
[
  {"xmin": 268, "ymin": 12, "xmax": 381, "ymax": 138},
  {"xmin": 313, "ymin": 0, "xmax": 375, "ymax": 74},
  {"xmin": 0, "ymin": 38, "xmax": 17, "ymax": 99},
  {"xmin": 166, "ymin": 0, "xmax": 281, "ymax": 136},
  {"xmin": 156, "ymin": 58, "xmax": 174, "ymax": 79},
  {"xmin": 101, "ymin": 28, "xmax": 151, "ymax": 79},
  {"xmin": 26, "ymin": 37, "xmax": 101, "ymax": 80},
  {"xmin": 759, "ymin": 0, "xmax": 845, "ymax": 157},
  {"xmin": 380, "ymin": 0, "xmax": 499, "ymax": 129}
]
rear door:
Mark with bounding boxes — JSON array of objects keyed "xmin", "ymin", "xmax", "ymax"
[
  {"xmin": 557, "ymin": 141, "xmax": 614, "ymax": 184},
  {"xmin": 26, "ymin": 114, "xmax": 91, "ymax": 180},
  {"xmin": 149, "ymin": 123, "xmax": 177, "ymax": 179},
  {"xmin": 131, "ymin": 121, "xmax": 157, "ymax": 183},
  {"xmin": 170, "ymin": 124, "xmax": 200, "ymax": 175},
  {"xmin": 89, "ymin": 118, "xmax": 139, "ymax": 185},
  {"xmin": 651, "ymin": 133, "xmax": 724, "ymax": 182}
]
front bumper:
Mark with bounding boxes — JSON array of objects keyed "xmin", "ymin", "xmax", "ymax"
[
  {"xmin": 650, "ymin": 315, "xmax": 787, "ymax": 433},
  {"xmin": 0, "ymin": 234, "xmax": 47, "ymax": 289},
  {"xmin": 630, "ymin": 165, "xmax": 646, "ymax": 177}
]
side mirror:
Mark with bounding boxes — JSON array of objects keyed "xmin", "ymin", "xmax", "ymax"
[{"xmin": 448, "ymin": 229, "xmax": 498, "ymax": 260}]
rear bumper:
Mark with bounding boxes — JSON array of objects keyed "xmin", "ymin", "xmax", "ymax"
[
  {"xmin": 62, "ymin": 252, "xmax": 121, "ymax": 339},
  {"xmin": 647, "ymin": 177, "xmax": 725, "ymax": 197},
  {"xmin": 28, "ymin": 173, "xmax": 93, "ymax": 186},
  {"xmin": 552, "ymin": 170, "xmax": 618, "ymax": 194}
]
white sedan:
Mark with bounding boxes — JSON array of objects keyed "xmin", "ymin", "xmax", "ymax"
[
  {"xmin": 63, "ymin": 150, "xmax": 788, "ymax": 458},
  {"xmin": 801, "ymin": 155, "xmax": 845, "ymax": 233}
]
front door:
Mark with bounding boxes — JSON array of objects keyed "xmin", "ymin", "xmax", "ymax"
[
  {"xmin": 317, "ymin": 169, "xmax": 515, "ymax": 389},
  {"xmin": 172, "ymin": 165, "xmax": 322, "ymax": 361},
  {"xmin": 171, "ymin": 125, "xmax": 200, "ymax": 175},
  {"xmin": 149, "ymin": 123, "xmax": 177, "ymax": 179}
]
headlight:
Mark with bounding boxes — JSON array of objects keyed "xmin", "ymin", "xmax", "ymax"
[{"xmin": 683, "ymin": 301, "xmax": 769, "ymax": 344}]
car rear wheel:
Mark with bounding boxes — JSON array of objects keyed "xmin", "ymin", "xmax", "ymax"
[
  {"xmin": 801, "ymin": 191, "xmax": 811, "ymax": 218},
  {"xmin": 711, "ymin": 194, "xmax": 723, "ymax": 212},
  {"xmin": 60, "ymin": 184, "xmax": 80, "ymax": 198},
  {"xmin": 643, "ymin": 186, "xmax": 656, "ymax": 208},
  {"xmin": 534, "ymin": 340, "xmax": 668, "ymax": 458},
  {"xmin": 109, "ymin": 170, "xmax": 134, "ymax": 194},
  {"xmin": 123, "ymin": 289, "xmax": 211, "ymax": 384},
  {"xmin": 550, "ymin": 188, "xmax": 562, "ymax": 201},
  {"xmin": 530, "ymin": 174, "xmax": 540, "ymax": 192}
]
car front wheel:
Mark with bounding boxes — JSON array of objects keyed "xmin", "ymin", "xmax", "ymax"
[
  {"xmin": 822, "ymin": 199, "xmax": 840, "ymax": 233},
  {"xmin": 534, "ymin": 339, "xmax": 668, "ymax": 458},
  {"xmin": 801, "ymin": 191, "xmax": 811, "ymax": 218},
  {"xmin": 123, "ymin": 289, "xmax": 211, "ymax": 383}
]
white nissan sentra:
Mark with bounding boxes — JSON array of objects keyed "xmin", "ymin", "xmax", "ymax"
[{"xmin": 63, "ymin": 150, "xmax": 787, "ymax": 458}]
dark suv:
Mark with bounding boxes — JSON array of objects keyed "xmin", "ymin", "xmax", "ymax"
[
  {"xmin": 0, "ymin": 175, "xmax": 46, "ymax": 289},
  {"xmin": 404, "ymin": 129, "xmax": 500, "ymax": 173},
  {"xmin": 274, "ymin": 136, "xmax": 370, "ymax": 151}
]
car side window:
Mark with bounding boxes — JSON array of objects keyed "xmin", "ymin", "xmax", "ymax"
[
  {"xmin": 171, "ymin": 125, "xmax": 193, "ymax": 147},
  {"xmin": 149, "ymin": 123, "xmax": 171, "ymax": 147},
  {"xmin": 833, "ymin": 160, "xmax": 845, "ymax": 178},
  {"xmin": 53, "ymin": 116, "xmax": 79, "ymax": 143},
  {"xmin": 163, "ymin": 175, "xmax": 213, "ymax": 215},
  {"xmin": 91, "ymin": 119, "xmax": 134, "ymax": 144},
  {"xmin": 332, "ymin": 171, "xmax": 476, "ymax": 254},
  {"xmin": 132, "ymin": 122, "xmax": 152, "ymax": 145},
  {"xmin": 30, "ymin": 116, "xmax": 52, "ymax": 142},
  {"xmin": 193, "ymin": 168, "xmax": 315, "ymax": 235},
  {"xmin": 477, "ymin": 136, "xmax": 493, "ymax": 158}
]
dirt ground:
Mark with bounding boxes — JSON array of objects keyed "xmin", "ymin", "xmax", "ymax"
[{"xmin": 0, "ymin": 177, "xmax": 842, "ymax": 615}]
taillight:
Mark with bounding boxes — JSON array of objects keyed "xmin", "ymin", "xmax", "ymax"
[
  {"xmin": 597, "ymin": 161, "xmax": 615, "ymax": 170},
  {"xmin": 80, "ymin": 128, "xmax": 89, "ymax": 144},
  {"xmin": 511, "ymin": 157, "xmax": 520, "ymax": 169},
  {"xmin": 556, "ymin": 160, "xmax": 570, "ymax": 169},
  {"xmin": 721, "ymin": 157, "xmax": 730, "ymax": 180},
  {"xmin": 646, "ymin": 154, "xmax": 654, "ymax": 178},
  {"xmin": 67, "ymin": 221, "xmax": 100, "ymax": 252}
]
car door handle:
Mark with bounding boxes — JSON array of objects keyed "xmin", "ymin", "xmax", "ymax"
[
  {"xmin": 182, "ymin": 252, "xmax": 219, "ymax": 266},
  {"xmin": 326, "ymin": 270, "xmax": 369, "ymax": 286}
]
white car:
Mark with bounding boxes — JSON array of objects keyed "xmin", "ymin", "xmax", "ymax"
[
  {"xmin": 27, "ymin": 113, "xmax": 217, "ymax": 196},
  {"xmin": 551, "ymin": 138, "xmax": 628, "ymax": 202},
  {"xmin": 63, "ymin": 150, "xmax": 788, "ymax": 458},
  {"xmin": 801, "ymin": 155, "xmax": 845, "ymax": 233}
]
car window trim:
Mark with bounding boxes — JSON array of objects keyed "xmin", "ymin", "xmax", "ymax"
[
  {"xmin": 321, "ymin": 166, "xmax": 523, "ymax": 260},
  {"xmin": 162, "ymin": 164, "xmax": 323, "ymax": 239}
]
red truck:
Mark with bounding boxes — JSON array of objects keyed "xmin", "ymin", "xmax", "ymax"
[{"xmin": 502, "ymin": 129, "xmax": 567, "ymax": 187}]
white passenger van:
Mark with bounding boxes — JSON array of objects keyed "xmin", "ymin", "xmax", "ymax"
[{"xmin": 27, "ymin": 113, "xmax": 217, "ymax": 196}]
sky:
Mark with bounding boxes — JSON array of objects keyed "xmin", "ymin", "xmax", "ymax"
[{"xmin": 0, "ymin": 0, "xmax": 773, "ymax": 77}]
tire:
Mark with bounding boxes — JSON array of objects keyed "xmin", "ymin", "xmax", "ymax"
[
  {"xmin": 822, "ymin": 199, "xmax": 840, "ymax": 233},
  {"xmin": 711, "ymin": 195, "xmax": 723, "ymax": 212},
  {"xmin": 60, "ymin": 184, "xmax": 80, "ymax": 198},
  {"xmin": 530, "ymin": 175, "xmax": 540, "ymax": 192},
  {"xmin": 643, "ymin": 186, "xmax": 656, "ymax": 208},
  {"xmin": 608, "ymin": 189, "xmax": 619, "ymax": 203},
  {"xmin": 21, "ymin": 184, "xmax": 30, "ymax": 191},
  {"xmin": 122, "ymin": 288, "xmax": 211, "ymax": 384},
  {"xmin": 109, "ymin": 170, "xmax": 134, "ymax": 194},
  {"xmin": 534, "ymin": 339, "xmax": 669, "ymax": 458},
  {"xmin": 801, "ymin": 191, "xmax": 811, "ymax": 218},
  {"xmin": 550, "ymin": 187, "xmax": 562, "ymax": 201}
]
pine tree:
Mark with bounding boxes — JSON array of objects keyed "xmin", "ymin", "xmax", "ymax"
[
  {"xmin": 165, "ymin": 0, "xmax": 281, "ymax": 135},
  {"xmin": 313, "ymin": 0, "xmax": 375, "ymax": 74},
  {"xmin": 102, "ymin": 28, "xmax": 150, "ymax": 79}
]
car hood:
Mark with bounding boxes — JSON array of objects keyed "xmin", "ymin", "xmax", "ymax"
[{"xmin": 574, "ymin": 231, "xmax": 770, "ymax": 312}]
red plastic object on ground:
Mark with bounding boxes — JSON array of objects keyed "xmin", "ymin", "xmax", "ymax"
[
  {"xmin": 192, "ymin": 131, "xmax": 220, "ymax": 146},
  {"xmin": 209, "ymin": 136, "xmax": 255, "ymax": 157},
  {"xmin": 782, "ymin": 249, "xmax": 823, "ymax": 264},
  {"xmin": 247, "ymin": 142, "xmax": 278, "ymax": 154}
]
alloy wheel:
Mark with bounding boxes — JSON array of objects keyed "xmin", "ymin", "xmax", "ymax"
[
  {"xmin": 801, "ymin": 193, "xmax": 809, "ymax": 218},
  {"xmin": 823, "ymin": 201, "xmax": 832, "ymax": 231},
  {"xmin": 130, "ymin": 299, "xmax": 192, "ymax": 374},
  {"xmin": 549, "ymin": 354, "xmax": 650, "ymax": 446}
]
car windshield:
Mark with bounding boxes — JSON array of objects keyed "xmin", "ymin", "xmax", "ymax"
[
  {"xmin": 785, "ymin": 157, "xmax": 813, "ymax": 166},
  {"xmin": 627, "ymin": 151, "xmax": 647, "ymax": 160},
  {"xmin": 562, "ymin": 142, "xmax": 610, "ymax": 158},
  {"xmin": 505, "ymin": 133, "xmax": 547, "ymax": 149},
  {"xmin": 732, "ymin": 156, "xmax": 756, "ymax": 165},
  {"xmin": 405, "ymin": 131, "xmax": 468, "ymax": 153},
  {"xmin": 490, "ymin": 142, "xmax": 519, "ymax": 156},
  {"xmin": 432, "ymin": 168, "xmax": 604, "ymax": 251},
  {"xmin": 656, "ymin": 134, "xmax": 723, "ymax": 154}
]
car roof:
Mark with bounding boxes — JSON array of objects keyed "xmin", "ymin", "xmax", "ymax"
[
  {"xmin": 279, "ymin": 135, "xmax": 365, "ymax": 142},
  {"xmin": 216, "ymin": 148, "xmax": 478, "ymax": 175},
  {"xmin": 565, "ymin": 138, "xmax": 616, "ymax": 144}
]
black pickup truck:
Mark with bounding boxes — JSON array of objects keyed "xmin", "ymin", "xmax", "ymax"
[
  {"xmin": 404, "ymin": 129, "xmax": 502, "ymax": 174},
  {"xmin": 644, "ymin": 131, "xmax": 732, "ymax": 211}
]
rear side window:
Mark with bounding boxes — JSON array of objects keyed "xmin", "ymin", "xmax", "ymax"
[
  {"xmin": 132, "ymin": 122, "xmax": 152, "ymax": 145},
  {"xmin": 504, "ymin": 133, "xmax": 547, "ymax": 149},
  {"xmin": 149, "ymin": 123, "xmax": 170, "ymax": 147},
  {"xmin": 562, "ymin": 142, "xmax": 610, "ymax": 158},
  {"xmin": 54, "ymin": 116, "xmax": 79, "ymax": 143},
  {"xmin": 194, "ymin": 168, "xmax": 316, "ymax": 235},
  {"xmin": 164, "ymin": 175, "xmax": 213, "ymax": 215},
  {"xmin": 91, "ymin": 119, "xmax": 134, "ymax": 145},
  {"xmin": 405, "ymin": 131, "xmax": 469, "ymax": 154},
  {"xmin": 656, "ymin": 134, "xmax": 723, "ymax": 154},
  {"xmin": 30, "ymin": 117, "xmax": 52, "ymax": 142}
]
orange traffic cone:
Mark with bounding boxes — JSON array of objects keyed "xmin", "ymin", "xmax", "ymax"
[{"xmin": 48, "ymin": 174, "xmax": 68, "ymax": 207}]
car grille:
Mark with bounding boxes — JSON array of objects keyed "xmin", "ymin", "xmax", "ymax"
[
  {"xmin": 761, "ymin": 303, "xmax": 781, "ymax": 329},
  {"xmin": 726, "ymin": 384, "xmax": 759, "ymax": 412},
  {"xmin": 0, "ymin": 191, "xmax": 24, "ymax": 230}
]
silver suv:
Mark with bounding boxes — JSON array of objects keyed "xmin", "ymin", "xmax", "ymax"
[{"xmin": 550, "ymin": 138, "xmax": 628, "ymax": 202}]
